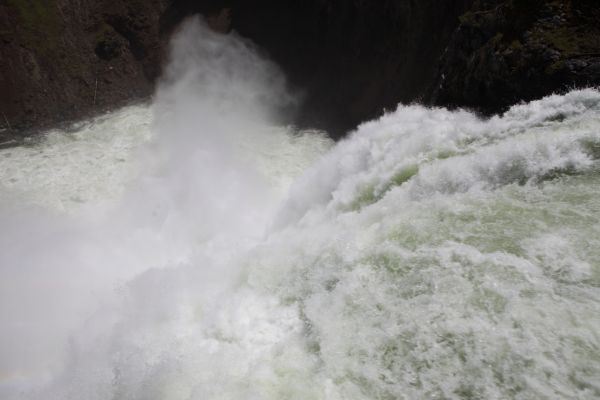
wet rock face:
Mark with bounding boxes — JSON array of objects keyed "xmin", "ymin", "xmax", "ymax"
[
  {"xmin": 427, "ymin": 0, "xmax": 600, "ymax": 114},
  {"xmin": 0, "ymin": 0, "xmax": 169, "ymax": 136},
  {"xmin": 1, "ymin": 0, "xmax": 472, "ymax": 138},
  {"xmin": 1, "ymin": 0, "xmax": 599, "ymax": 139}
]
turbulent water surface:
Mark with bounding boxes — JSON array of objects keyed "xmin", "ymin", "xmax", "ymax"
[{"xmin": 1, "ymin": 18, "xmax": 600, "ymax": 400}]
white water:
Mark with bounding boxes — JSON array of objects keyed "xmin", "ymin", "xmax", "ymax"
[{"xmin": 1, "ymin": 17, "xmax": 600, "ymax": 400}]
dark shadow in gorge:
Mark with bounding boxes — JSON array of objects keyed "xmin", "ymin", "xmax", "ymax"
[{"xmin": 159, "ymin": 0, "xmax": 472, "ymax": 139}]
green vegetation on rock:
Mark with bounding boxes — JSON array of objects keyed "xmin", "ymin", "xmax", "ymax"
[{"xmin": 6, "ymin": 0, "xmax": 63, "ymax": 52}]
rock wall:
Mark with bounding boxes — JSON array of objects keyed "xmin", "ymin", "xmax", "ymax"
[
  {"xmin": 427, "ymin": 0, "xmax": 600, "ymax": 113},
  {"xmin": 0, "ymin": 0, "xmax": 473, "ymax": 139},
  {"xmin": 1, "ymin": 0, "xmax": 599, "ymax": 142},
  {"xmin": 0, "ymin": 0, "xmax": 168, "ymax": 142}
]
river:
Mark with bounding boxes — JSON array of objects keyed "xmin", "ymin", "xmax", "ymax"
[{"xmin": 1, "ymin": 17, "xmax": 599, "ymax": 400}]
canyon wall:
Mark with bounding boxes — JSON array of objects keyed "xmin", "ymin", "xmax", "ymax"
[
  {"xmin": 428, "ymin": 0, "xmax": 600, "ymax": 113},
  {"xmin": 0, "ymin": 0, "xmax": 168, "ymax": 142},
  {"xmin": 1, "ymin": 0, "xmax": 599, "ymax": 141}
]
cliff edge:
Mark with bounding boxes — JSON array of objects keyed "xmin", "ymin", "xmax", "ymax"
[{"xmin": 1, "ymin": 0, "xmax": 599, "ymax": 142}]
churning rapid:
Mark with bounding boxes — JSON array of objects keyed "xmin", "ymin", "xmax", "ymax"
[{"xmin": 1, "ymin": 17, "xmax": 600, "ymax": 400}]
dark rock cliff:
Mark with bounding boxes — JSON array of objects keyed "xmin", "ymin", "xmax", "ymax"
[
  {"xmin": 428, "ymin": 0, "xmax": 600, "ymax": 114},
  {"xmin": 1, "ymin": 0, "xmax": 599, "ymax": 142},
  {"xmin": 0, "ymin": 0, "xmax": 168, "ymax": 144},
  {"xmin": 1, "ymin": 0, "xmax": 472, "ymax": 140},
  {"xmin": 224, "ymin": 0, "xmax": 473, "ymax": 137}
]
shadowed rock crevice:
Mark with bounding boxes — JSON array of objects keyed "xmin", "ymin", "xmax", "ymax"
[{"xmin": 160, "ymin": 0, "xmax": 472, "ymax": 137}]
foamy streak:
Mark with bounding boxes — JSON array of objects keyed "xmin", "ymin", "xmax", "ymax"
[{"xmin": 1, "ymin": 17, "xmax": 600, "ymax": 400}]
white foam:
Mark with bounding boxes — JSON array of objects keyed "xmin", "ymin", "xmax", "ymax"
[{"xmin": 1, "ymin": 17, "xmax": 599, "ymax": 400}]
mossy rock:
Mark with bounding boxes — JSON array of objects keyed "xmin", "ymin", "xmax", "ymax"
[
  {"xmin": 540, "ymin": 28, "xmax": 582, "ymax": 56},
  {"xmin": 93, "ymin": 23, "xmax": 123, "ymax": 61},
  {"xmin": 5, "ymin": 0, "xmax": 63, "ymax": 53},
  {"xmin": 543, "ymin": 59, "xmax": 571, "ymax": 79},
  {"xmin": 507, "ymin": 38, "xmax": 519, "ymax": 48}
]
